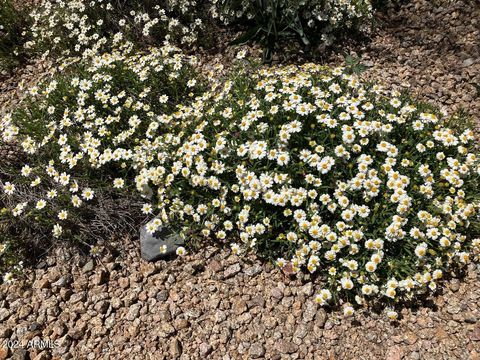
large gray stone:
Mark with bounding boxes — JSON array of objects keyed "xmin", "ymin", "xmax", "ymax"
[{"xmin": 140, "ymin": 224, "xmax": 184, "ymax": 262}]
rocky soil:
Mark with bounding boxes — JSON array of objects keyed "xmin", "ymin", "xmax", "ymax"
[
  {"xmin": 0, "ymin": 59, "xmax": 53, "ymax": 116},
  {"xmin": 353, "ymin": 0, "xmax": 480, "ymax": 122},
  {"xmin": 1, "ymin": 0, "xmax": 480, "ymax": 359},
  {"xmin": 1, "ymin": 241, "xmax": 480, "ymax": 360}
]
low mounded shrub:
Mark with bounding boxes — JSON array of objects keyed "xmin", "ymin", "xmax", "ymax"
[
  {"xmin": 136, "ymin": 63, "xmax": 480, "ymax": 309},
  {"xmin": 26, "ymin": 0, "xmax": 207, "ymax": 59},
  {"xmin": 0, "ymin": 43, "xmax": 204, "ymax": 280}
]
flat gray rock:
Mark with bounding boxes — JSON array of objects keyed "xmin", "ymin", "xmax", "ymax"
[
  {"xmin": 140, "ymin": 224, "xmax": 184, "ymax": 262},
  {"xmin": 82, "ymin": 260, "xmax": 94, "ymax": 273}
]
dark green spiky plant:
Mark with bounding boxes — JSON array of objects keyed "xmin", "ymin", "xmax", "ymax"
[
  {"xmin": 227, "ymin": 0, "xmax": 310, "ymax": 62},
  {"xmin": 219, "ymin": 0, "xmax": 378, "ymax": 62}
]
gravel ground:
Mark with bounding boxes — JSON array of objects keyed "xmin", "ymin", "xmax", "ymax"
[
  {"xmin": 0, "ymin": 242, "xmax": 479, "ymax": 360},
  {"xmin": 1, "ymin": 0, "xmax": 480, "ymax": 359},
  {"xmin": 0, "ymin": 59, "xmax": 53, "ymax": 116},
  {"xmin": 347, "ymin": 0, "xmax": 480, "ymax": 121}
]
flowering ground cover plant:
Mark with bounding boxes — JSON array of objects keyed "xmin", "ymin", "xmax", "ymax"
[
  {"xmin": 24, "ymin": 0, "xmax": 385, "ymax": 64},
  {"xmin": 2, "ymin": 47, "xmax": 480, "ymax": 315},
  {"xmin": 135, "ymin": 63, "xmax": 480, "ymax": 311},
  {"xmin": 0, "ymin": 42, "xmax": 204, "ymax": 280},
  {"xmin": 26, "ymin": 0, "xmax": 207, "ymax": 60}
]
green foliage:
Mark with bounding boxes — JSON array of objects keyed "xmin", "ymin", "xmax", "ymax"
[
  {"xmin": 0, "ymin": 0, "xmax": 30, "ymax": 74},
  {"xmin": 26, "ymin": 0, "xmax": 206, "ymax": 59},
  {"xmin": 1, "ymin": 0, "xmax": 479, "ymax": 317},
  {"xmin": 227, "ymin": 0, "xmax": 310, "ymax": 62},
  {"xmin": 220, "ymin": 0, "xmax": 376, "ymax": 61},
  {"xmin": 344, "ymin": 55, "xmax": 368, "ymax": 74},
  {"xmin": 158, "ymin": 63, "xmax": 480, "ymax": 308},
  {"xmin": 0, "ymin": 44, "xmax": 205, "ymax": 279}
]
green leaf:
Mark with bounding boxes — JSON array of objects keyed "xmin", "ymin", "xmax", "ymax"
[
  {"xmin": 229, "ymin": 25, "xmax": 262, "ymax": 46},
  {"xmin": 290, "ymin": 14, "xmax": 310, "ymax": 46}
]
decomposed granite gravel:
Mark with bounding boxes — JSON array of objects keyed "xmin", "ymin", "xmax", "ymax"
[{"xmin": 0, "ymin": 241, "xmax": 479, "ymax": 360}]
